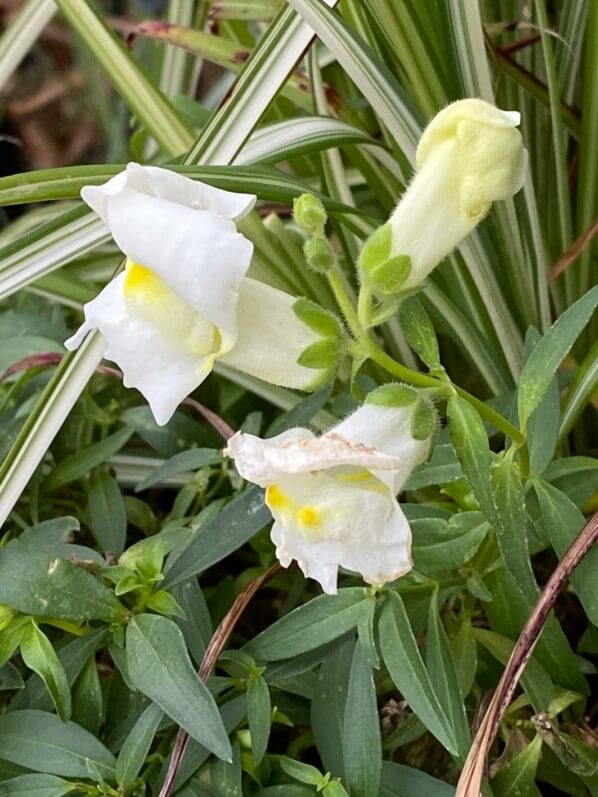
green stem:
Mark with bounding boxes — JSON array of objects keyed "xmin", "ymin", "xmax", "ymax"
[
  {"xmin": 357, "ymin": 285, "xmax": 372, "ymax": 328},
  {"xmin": 327, "ymin": 268, "xmax": 361, "ymax": 338},
  {"xmin": 367, "ymin": 341, "xmax": 525, "ymax": 445},
  {"xmin": 326, "ymin": 271, "xmax": 526, "ymax": 448}
]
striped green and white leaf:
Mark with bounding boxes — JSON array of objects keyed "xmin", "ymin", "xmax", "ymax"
[
  {"xmin": 185, "ymin": 0, "xmax": 340, "ymax": 165},
  {"xmin": 54, "ymin": 0, "xmax": 194, "ymax": 156},
  {"xmin": 0, "ymin": 206, "xmax": 110, "ymax": 303},
  {"xmin": 0, "ymin": 0, "xmax": 56, "ymax": 92}
]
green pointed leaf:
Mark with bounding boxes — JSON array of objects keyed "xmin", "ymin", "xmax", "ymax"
[
  {"xmin": 399, "ymin": 296, "xmax": 441, "ymax": 370},
  {"xmin": 245, "ymin": 588, "xmax": 369, "ymax": 661},
  {"xmin": 134, "ymin": 448, "xmax": 221, "ymax": 492},
  {"xmin": 163, "ymin": 486, "xmax": 270, "ymax": 588},
  {"xmin": 126, "ymin": 613, "xmax": 231, "ymax": 761},
  {"xmin": 0, "ymin": 545, "xmax": 124, "ymax": 621},
  {"xmin": 280, "ymin": 757, "xmax": 324, "ymax": 786},
  {"xmin": 518, "ymin": 286, "xmax": 598, "ymax": 428},
  {"xmin": 491, "ymin": 735, "xmax": 543, "ymax": 796},
  {"xmin": 0, "ymin": 710, "xmax": 116, "ymax": 779},
  {"xmin": 247, "ymin": 677, "xmax": 271, "ymax": 765},
  {"xmin": 11, "ymin": 629, "xmax": 106, "ymax": 712},
  {"xmin": 116, "ymin": 702, "xmax": 164, "ymax": 789},
  {"xmin": 44, "ymin": 426, "xmax": 134, "ymax": 492},
  {"xmin": 71, "ymin": 657, "xmax": 103, "ymax": 735},
  {"xmin": 342, "ymin": 641, "xmax": 382, "ymax": 797},
  {"xmin": 380, "ymin": 761, "xmax": 455, "ymax": 796},
  {"xmin": 533, "ymin": 478, "xmax": 598, "ymax": 624},
  {"xmin": 0, "ymin": 774, "xmax": 76, "ymax": 796},
  {"xmin": 88, "ymin": 471, "xmax": 127, "ymax": 556},
  {"xmin": 311, "ymin": 637, "xmax": 354, "ymax": 780},
  {"xmin": 426, "ymin": 598, "xmax": 470, "ymax": 759},
  {"xmin": 379, "ymin": 593, "xmax": 458, "ymax": 755},
  {"xmin": 20, "ymin": 622, "xmax": 71, "ymax": 722}
]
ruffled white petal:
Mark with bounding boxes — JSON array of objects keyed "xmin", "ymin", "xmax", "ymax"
[
  {"xmin": 219, "ymin": 278, "xmax": 323, "ymax": 390},
  {"xmin": 64, "ymin": 274, "xmax": 214, "ymax": 426},
  {"xmin": 82, "ymin": 162, "xmax": 255, "ymax": 223},
  {"xmin": 225, "ymin": 427, "xmax": 402, "ymax": 485},
  {"xmin": 267, "ymin": 470, "xmax": 412, "ymax": 595}
]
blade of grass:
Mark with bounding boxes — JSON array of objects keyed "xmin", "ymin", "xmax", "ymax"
[
  {"xmin": 159, "ymin": 0, "xmax": 195, "ymax": 98},
  {"xmin": 0, "ymin": 206, "xmax": 110, "ymax": 302},
  {"xmin": 0, "ymin": 0, "xmax": 56, "ymax": 92},
  {"xmin": 576, "ymin": 1, "xmax": 598, "ymax": 300},
  {"xmin": 535, "ymin": 0, "xmax": 574, "ymax": 305},
  {"xmin": 286, "ymin": 0, "xmax": 421, "ymax": 160},
  {"xmin": 185, "ymin": 0, "xmax": 339, "ymax": 165},
  {"xmin": 54, "ymin": 0, "xmax": 195, "ymax": 156}
]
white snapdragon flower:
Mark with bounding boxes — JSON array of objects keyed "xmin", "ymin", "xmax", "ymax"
[
  {"xmin": 225, "ymin": 385, "xmax": 435, "ymax": 594},
  {"xmin": 65, "ymin": 164, "xmax": 342, "ymax": 425},
  {"xmin": 360, "ymin": 98, "xmax": 528, "ymax": 294}
]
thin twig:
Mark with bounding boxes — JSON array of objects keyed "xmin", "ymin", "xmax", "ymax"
[
  {"xmin": 548, "ymin": 218, "xmax": 598, "ymax": 282},
  {"xmin": 499, "ymin": 32, "xmax": 541, "ymax": 55},
  {"xmin": 456, "ymin": 512, "xmax": 598, "ymax": 796},
  {"xmin": 158, "ymin": 564, "xmax": 281, "ymax": 797},
  {"xmin": 0, "ymin": 352, "xmax": 234, "ymax": 441}
]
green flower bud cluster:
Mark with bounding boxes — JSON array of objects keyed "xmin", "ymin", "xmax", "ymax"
[
  {"xmin": 293, "ymin": 193, "xmax": 336, "ymax": 274},
  {"xmin": 293, "ymin": 298, "xmax": 346, "ymax": 388}
]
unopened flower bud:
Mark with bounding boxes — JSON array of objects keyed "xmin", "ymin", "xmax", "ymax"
[
  {"xmin": 304, "ymin": 236, "xmax": 336, "ymax": 273},
  {"xmin": 293, "ymin": 193, "xmax": 327, "ymax": 235},
  {"xmin": 359, "ymin": 99, "xmax": 527, "ymax": 294}
]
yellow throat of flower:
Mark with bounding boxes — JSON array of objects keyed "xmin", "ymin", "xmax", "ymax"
[{"xmin": 123, "ymin": 259, "xmax": 222, "ymax": 357}]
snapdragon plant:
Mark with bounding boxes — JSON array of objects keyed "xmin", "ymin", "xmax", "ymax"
[{"xmin": 0, "ymin": 3, "xmax": 596, "ymax": 797}]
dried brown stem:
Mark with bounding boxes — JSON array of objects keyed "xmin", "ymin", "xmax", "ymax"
[
  {"xmin": 0, "ymin": 353, "xmax": 233, "ymax": 441},
  {"xmin": 498, "ymin": 32, "xmax": 541, "ymax": 55},
  {"xmin": 158, "ymin": 564, "xmax": 281, "ymax": 797},
  {"xmin": 456, "ymin": 512, "xmax": 598, "ymax": 796},
  {"xmin": 548, "ymin": 218, "xmax": 598, "ymax": 283}
]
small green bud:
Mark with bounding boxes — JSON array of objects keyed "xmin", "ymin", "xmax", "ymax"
[
  {"xmin": 411, "ymin": 398, "xmax": 438, "ymax": 441},
  {"xmin": 293, "ymin": 193, "xmax": 327, "ymax": 235},
  {"xmin": 304, "ymin": 236, "xmax": 336, "ymax": 273},
  {"xmin": 366, "ymin": 383, "xmax": 418, "ymax": 408}
]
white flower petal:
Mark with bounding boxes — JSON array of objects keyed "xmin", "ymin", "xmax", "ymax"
[
  {"xmin": 267, "ymin": 470, "xmax": 412, "ymax": 594},
  {"xmin": 219, "ymin": 278, "xmax": 322, "ymax": 390},
  {"xmin": 333, "ymin": 404, "xmax": 431, "ymax": 492},
  {"xmin": 81, "ymin": 162, "xmax": 255, "ymax": 223},
  {"xmin": 225, "ymin": 427, "xmax": 402, "ymax": 486},
  {"xmin": 65, "ymin": 274, "xmax": 214, "ymax": 426},
  {"xmin": 83, "ymin": 189, "xmax": 252, "ymax": 343}
]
